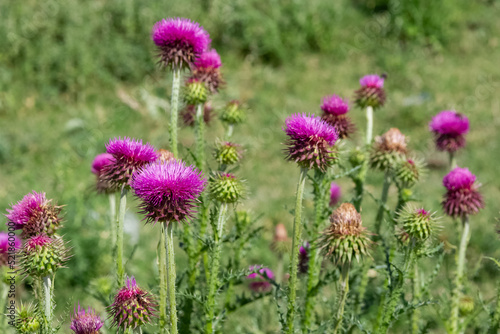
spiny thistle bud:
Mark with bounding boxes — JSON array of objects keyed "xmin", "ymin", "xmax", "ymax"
[
  {"xmin": 320, "ymin": 95, "xmax": 356, "ymax": 139},
  {"xmin": 15, "ymin": 303, "xmax": 40, "ymax": 334},
  {"xmin": 317, "ymin": 203, "xmax": 371, "ymax": 265},
  {"xmin": 151, "ymin": 17, "xmax": 210, "ymax": 69},
  {"xmin": 271, "ymin": 223, "xmax": 291, "ymax": 255},
  {"xmin": 0, "ymin": 232, "xmax": 21, "ymax": 266},
  {"xmin": 394, "ymin": 157, "xmax": 426, "ymax": 189},
  {"xmin": 191, "ymin": 49, "xmax": 224, "ymax": 94},
  {"xmin": 70, "ymin": 304, "xmax": 104, "ymax": 334},
  {"xmin": 209, "ymin": 172, "xmax": 244, "ymax": 204},
  {"xmin": 156, "ymin": 149, "xmax": 175, "ymax": 163},
  {"xmin": 397, "ymin": 205, "xmax": 438, "ymax": 243},
  {"xmin": 213, "ymin": 141, "xmax": 242, "ymax": 166},
  {"xmin": 182, "ymin": 102, "xmax": 214, "ymax": 127},
  {"xmin": 298, "ymin": 242, "xmax": 310, "ymax": 274},
  {"xmin": 429, "ymin": 110, "xmax": 469, "ymax": 153},
  {"xmin": 247, "ymin": 266, "xmax": 274, "ymax": 293},
  {"xmin": 458, "ymin": 296, "xmax": 475, "ymax": 316},
  {"xmin": 183, "ymin": 78, "xmax": 208, "ymax": 105},
  {"xmin": 19, "ymin": 235, "xmax": 70, "ymax": 278},
  {"xmin": 329, "ymin": 182, "xmax": 342, "ymax": 207},
  {"xmin": 91, "ymin": 153, "xmax": 116, "ymax": 194},
  {"xmin": 369, "ymin": 128, "xmax": 407, "ymax": 171},
  {"xmin": 349, "ymin": 147, "xmax": 367, "ymax": 167},
  {"xmin": 220, "ymin": 100, "xmax": 246, "ymax": 125},
  {"xmin": 132, "ymin": 160, "xmax": 206, "ymax": 225},
  {"xmin": 354, "ymin": 74, "xmax": 386, "ymax": 109},
  {"xmin": 101, "ymin": 137, "xmax": 158, "ymax": 191},
  {"xmin": 283, "ymin": 113, "xmax": 338, "ymax": 171},
  {"xmin": 442, "ymin": 167, "xmax": 484, "ymax": 218},
  {"xmin": 109, "ymin": 276, "xmax": 157, "ymax": 330},
  {"xmin": 6, "ymin": 191, "xmax": 63, "ymax": 239}
]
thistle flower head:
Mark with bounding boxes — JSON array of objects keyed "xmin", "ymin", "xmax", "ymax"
[
  {"xmin": 298, "ymin": 242, "xmax": 310, "ymax": 274},
  {"xmin": 156, "ymin": 149, "xmax": 175, "ymax": 163},
  {"xmin": 442, "ymin": 167, "xmax": 484, "ymax": 218},
  {"xmin": 213, "ymin": 141, "xmax": 242, "ymax": 166},
  {"xmin": 355, "ymin": 74, "xmax": 386, "ymax": 109},
  {"xmin": 320, "ymin": 95, "xmax": 355, "ymax": 139},
  {"xmin": 271, "ymin": 223, "xmax": 290, "ymax": 255},
  {"xmin": 192, "ymin": 49, "xmax": 224, "ymax": 93},
  {"xmin": 429, "ymin": 110, "xmax": 469, "ymax": 153},
  {"xmin": 220, "ymin": 100, "xmax": 246, "ymax": 125},
  {"xmin": 247, "ymin": 266, "xmax": 274, "ymax": 293},
  {"xmin": 91, "ymin": 153, "xmax": 116, "ymax": 194},
  {"xmin": 183, "ymin": 78, "xmax": 208, "ymax": 105},
  {"xmin": 317, "ymin": 203, "xmax": 371, "ymax": 265},
  {"xmin": 5, "ymin": 191, "xmax": 62, "ymax": 238},
  {"xmin": 70, "ymin": 304, "xmax": 104, "ymax": 334},
  {"xmin": 15, "ymin": 303, "xmax": 40, "ymax": 334},
  {"xmin": 101, "ymin": 137, "xmax": 158, "ymax": 191},
  {"xmin": 182, "ymin": 102, "xmax": 215, "ymax": 127},
  {"xmin": 152, "ymin": 17, "xmax": 211, "ymax": 69},
  {"xmin": 394, "ymin": 158, "xmax": 427, "ymax": 189},
  {"xmin": 209, "ymin": 172, "xmax": 244, "ymax": 203},
  {"xmin": 321, "ymin": 95, "xmax": 350, "ymax": 115},
  {"xmin": 19, "ymin": 235, "xmax": 70, "ymax": 278},
  {"xmin": 370, "ymin": 128, "xmax": 407, "ymax": 171},
  {"xmin": 131, "ymin": 160, "xmax": 206, "ymax": 225},
  {"xmin": 283, "ymin": 113, "xmax": 338, "ymax": 171},
  {"xmin": 329, "ymin": 182, "xmax": 342, "ymax": 207},
  {"xmin": 397, "ymin": 205, "xmax": 438, "ymax": 243},
  {"xmin": 0, "ymin": 232, "xmax": 21, "ymax": 266},
  {"xmin": 109, "ymin": 276, "xmax": 157, "ymax": 330}
]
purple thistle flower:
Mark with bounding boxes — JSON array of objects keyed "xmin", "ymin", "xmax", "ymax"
[
  {"xmin": 321, "ymin": 95, "xmax": 355, "ymax": 139},
  {"xmin": 329, "ymin": 182, "xmax": 342, "ymax": 207},
  {"xmin": 354, "ymin": 74, "xmax": 386, "ymax": 109},
  {"xmin": 0, "ymin": 232, "xmax": 21, "ymax": 266},
  {"xmin": 191, "ymin": 49, "xmax": 225, "ymax": 94},
  {"xmin": 91, "ymin": 153, "xmax": 116, "ymax": 194},
  {"xmin": 100, "ymin": 137, "xmax": 158, "ymax": 191},
  {"xmin": 283, "ymin": 113, "xmax": 338, "ymax": 171},
  {"xmin": 298, "ymin": 242, "xmax": 310, "ymax": 274},
  {"xmin": 360, "ymin": 74, "xmax": 385, "ymax": 88},
  {"xmin": 429, "ymin": 110, "xmax": 469, "ymax": 153},
  {"xmin": 442, "ymin": 167, "xmax": 484, "ymax": 218},
  {"xmin": 5, "ymin": 191, "xmax": 62, "ymax": 238},
  {"xmin": 194, "ymin": 49, "xmax": 222, "ymax": 69},
  {"xmin": 109, "ymin": 276, "xmax": 157, "ymax": 330},
  {"xmin": 247, "ymin": 266, "xmax": 275, "ymax": 293},
  {"xmin": 131, "ymin": 160, "xmax": 206, "ymax": 224},
  {"xmin": 152, "ymin": 17, "xmax": 211, "ymax": 69},
  {"xmin": 321, "ymin": 95, "xmax": 350, "ymax": 115},
  {"xmin": 70, "ymin": 304, "xmax": 104, "ymax": 334}
]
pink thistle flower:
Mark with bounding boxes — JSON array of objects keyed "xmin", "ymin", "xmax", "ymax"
[
  {"xmin": 429, "ymin": 110, "xmax": 469, "ymax": 153},
  {"xmin": 5, "ymin": 191, "xmax": 62, "ymax": 238},
  {"xmin": 442, "ymin": 167, "xmax": 484, "ymax": 218},
  {"xmin": 283, "ymin": 113, "xmax": 338, "ymax": 171},
  {"xmin": 0, "ymin": 232, "xmax": 21, "ymax": 266},
  {"xmin": 100, "ymin": 137, "xmax": 158, "ymax": 191},
  {"xmin": 360, "ymin": 74, "xmax": 385, "ymax": 88},
  {"xmin": 321, "ymin": 95, "xmax": 355, "ymax": 139},
  {"xmin": 91, "ymin": 153, "xmax": 116, "ymax": 194},
  {"xmin": 191, "ymin": 49, "xmax": 224, "ymax": 93},
  {"xmin": 321, "ymin": 95, "xmax": 350, "ymax": 115},
  {"xmin": 131, "ymin": 160, "xmax": 206, "ymax": 225},
  {"xmin": 247, "ymin": 266, "xmax": 275, "ymax": 293},
  {"xmin": 109, "ymin": 276, "xmax": 157, "ymax": 330},
  {"xmin": 354, "ymin": 74, "xmax": 386, "ymax": 109},
  {"xmin": 329, "ymin": 182, "xmax": 342, "ymax": 207},
  {"xmin": 152, "ymin": 17, "xmax": 211, "ymax": 69},
  {"xmin": 298, "ymin": 242, "xmax": 310, "ymax": 274},
  {"xmin": 70, "ymin": 304, "xmax": 104, "ymax": 334}
]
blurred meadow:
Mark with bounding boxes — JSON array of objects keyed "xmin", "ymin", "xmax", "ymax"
[{"xmin": 1, "ymin": 0, "xmax": 500, "ymax": 332}]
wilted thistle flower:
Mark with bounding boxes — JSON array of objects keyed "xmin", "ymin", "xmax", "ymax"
[
  {"xmin": 213, "ymin": 141, "xmax": 242, "ymax": 166},
  {"xmin": 91, "ymin": 153, "xmax": 115, "ymax": 194},
  {"xmin": 6, "ymin": 191, "xmax": 62, "ymax": 238},
  {"xmin": 131, "ymin": 160, "xmax": 206, "ymax": 225},
  {"xmin": 393, "ymin": 157, "xmax": 426, "ymax": 189},
  {"xmin": 191, "ymin": 49, "xmax": 224, "ymax": 93},
  {"xmin": 19, "ymin": 235, "xmax": 70, "ymax": 278},
  {"xmin": 209, "ymin": 172, "xmax": 244, "ymax": 203},
  {"xmin": 429, "ymin": 110, "xmax": 469, "ymax": 153},
  {"xmin": 247, "ymin": 266, "xmax": 275, "ymax": 293},
  {"xmin": 70, "ymin": 304, "xmax": 104, "ymax": 334},
  {"xmin": 317, "ymin": 203, "xmax": 371, "ymax": 265},
  {"xmin": 182, "ymin": 102, "xmax": 214, "ymax": 127},
  {"xmin": 15, "ymin": 303, "xmax": 40, "ymax": 334},
  {"xmin": 442, "ymin": 167, "xmax": 484, "ymax": 218},
  {"xmin": 0, "ymin": 232, "xmax": 21, "ymax": 266},
  {"xmin": 320, "ymin": 95, "xmax": 355, "ymax": 139},
  {"xmin": 283, "ymin": 113, "xmax": 338, "ymax": 171},
  {"xmin": 151, "ymin": 17, "xmax": 211, "ymax": 69},
  {"xmin": 271, "ymin": 223, "xmax": 291, "ymax": 255},
  {"xmin": 156, "ymin": 149, "xmax": 175, "ymax": 163},
  {"xmin": 220, "ymin": 100, "xmax": 246, "ymax": 125},
  {"xmin": 397, "ymin": 205, "xmax": 437, "ymax": 243},
  {"xmin": 369, "ymin": 128, "xmax": 407, "ymax": 171},
  {"xmin": 298, "ymin": 242, "xmax": 310, "ymax": 274},
  {"xmin": 109, "ymin": 276, "xmax": 157, "ymax": 330},
  {"xmin": 329, "ymin": 182, "xmax": 342, "ymax": 207},
  {"xmin": 183, "ymin": 78, "xmax": 208, "ymax": 105},
  {"xmin": 100, "ymin": 137, "xmax": 158, "ymax": 191},
  {"xmin": 354, "ymin": 74, "xmax": 386, "ymax": 109}
]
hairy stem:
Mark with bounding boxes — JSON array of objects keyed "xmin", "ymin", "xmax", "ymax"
[
  {"xmin": 109, "ymin": 193, "xmax": 117, "ymax": 252},
  {"xmin": 366, "ymin": 106, "xmax": 374, "ymax": 145},
  {"xmin": 375, "ymin": 172, "xmax": 391, "ymax": 237},
  {"xmin": 166, "ymin": 224, "xmax": 178, "ymax": 334},
  {"xmin": 169, "ymin": 68, "xmax": 181, "ymax": 158},
  {"xmin": 42, "ymin": 275, "xmax": 53, "ymax": 332},
  {"xmin": 449, "ymin": 151, "xmax": 457, "ymax": 170},
  {"xmin": 158, "ymin": 223, "xmax": 168, "ymax": 334},
  {"xmin": 352, "ymin": 161, "xmax": 368, "ymax": 212},
  {"xmin": 411, "ymin": 263, "xmax": 421, "ymax": 334},
  {"xmin": 116, "ymin": 186, "xmax": 128, "ymax": 288},
  {"xmin": 333, "ymin": 265, "xmax": 350, "ymax": 334}
]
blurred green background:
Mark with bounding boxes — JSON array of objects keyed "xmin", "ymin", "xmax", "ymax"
[{"xmin": 1, "ymin": 0, "xmax": 500, "ymax": 332}]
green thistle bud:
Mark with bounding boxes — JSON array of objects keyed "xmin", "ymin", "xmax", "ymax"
[
  {"xmin": 209, "ymin": 172, "xmax": 244, "ymax": 204},
  {"xmin": 19, "ymin": 235, "xmax": 70, "ymax": 278},
  {"xmin": 397, "ymin": 205, "xmax": 438, "ymax": 243},
  {"xmin": 220, "ymin": 100, "xmax": 246, "ymax": 125},
  {"xmin": 214, "ymin": 141, "xmax": 242, "ymax": 166},
  {"xmin": 15, "ymin": 303, "xmax": 40, "ymax": 334},
  {"xmin": 183, "ymin": 78, "xmax": 208, "ymax": 105},
  {"xmin": 348, "ymin": 147, "xmax": 366, "ymax": 168},
  {"xmin": 369, "ymin": 128, "xmax": 407, "ymax": 172},
  {"xmin": 317, "ymin": 203, "xmax": 371, "ymax": 265},
  {"xmin": 459, "ymin": 296, "xmax": 475, "ymax": 316},
  {"xmin": 394, "ymin": 157, "xmax": 426, "ymax": 189}
]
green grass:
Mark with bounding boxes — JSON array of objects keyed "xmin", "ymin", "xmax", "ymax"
[{"xmin": 1, "ymin": 0, "xmax": 500, "ymax": 332}]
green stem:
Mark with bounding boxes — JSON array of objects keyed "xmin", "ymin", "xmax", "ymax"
[
  {"xmin": 116, "ymin": 186, "xmax": 128, "ymax": 288},
  {"xmin": 198, "ymin": 199, "xmax": 210, "ymax": 283},
  {"xmin": 42, "ymin": 275, "xmax": 53, "ymax": 332},
  {"xmin": 194, "ymin": 103, "xmax": 206, "ymax": 171},
  {"xmin": 226, "ymin": 125, "xmax": 234, "ymax": 139},
  {"xmin": 352, "ymin": 161, "xmax": 368, "ymax": 212},
  {"xmin": 169, "ymin": 68, "xmax": 181, "ymax": 158},
  {"xmin": 375, "ymin": 172, "xmax": 391, "ymax": 237},
  {"xmin": 366, "ymin": 106, "xmax": 374, "ymax": 145},
  {"xmin": 206, "ymin": 203, "xmax": 229, "ymax": 334},
  {"xmin": 411, "ymin": 263, "xmax": 421, "ymax": 334},
  {"xmin": 449, "ymin": 216, "xmax": 470, "ymax": 334},
  {"xmin": 158, "ymin": 223, "xmax": 168, "ymax": 334},
  {"xmin": 165, "ymin": 224, "xmax": 178, "ymax": 334},
  {"xmin": 449, "ymin": 151, "xmax": 457, "ymax": 170},
  {"xmin": 333, "ymin": 265, "xmax": 350, "ymax": 334},
  {"xmin": 276, "ymin": 254, "xmax": 284, "ymax": 284},
  {"xmin": 285, "ymin": 168, "xmax": 308, "ymax": 334},
  {"xmin": 109, "ymin": 193, "xmax": 117, "ymax": 255}
]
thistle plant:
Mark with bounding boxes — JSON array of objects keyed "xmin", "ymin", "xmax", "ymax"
[
  {"xmin": 321, "ymin": 94, "xmax": 355, "ymax": 139},
  {"xmin": 355, "ymin": 74, "xmax": 386, "ymax": 145},
  {"xmin": 70, "ymin": 304, "xmax": 104, "ymax": 334},
  {"xmin": 131, "ymin": 160, "xmax": 206, "ymax": 334},
  {"xmin": 15, "ymin": 303, "xmax": 40, "ymax": 334}
]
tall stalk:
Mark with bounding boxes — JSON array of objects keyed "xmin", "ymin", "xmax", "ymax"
[
  {"xmin": 116, "ymin": 186, "xmax": 128, "ymax": 287},
  {"xmin": 366, "ymin": 106, "xmax": 374, "ymax": 145},
  {"xmin": 169, "ymin": 68, "xmax": 181, "ymax": 158},
  {"xmin": 41, "ymin": 275, "xmax": 53, "ymax": 333},
  {"xmin": 158, "ymin": 223, "xmax": 168, "ymax": 334},
  {"xmin": 165, "ymin": 224, "xmax": 178, "ymax": 334},
  {"xmin": 285, "ymin": 168, "xmax": 308, "ymax": 334},
  {"xmin": 411, "ymin": 263, "xmax": 421, "ymax": 334},
  {"xmin": 449, "ymin": 152, "xmax": 457, "ymax": 170},
  {"xmin": 333, "ymin": 265, "xmax": 350, "ymax": 334},
  {"xmin": 375, "ymin": 172, "xmax": 391, "ymax": 237},
  {"xmin": 449, "ymin": 216, "xmax": 470, "ymax": 333},
  {"xmin": 109, "ymin": 193, "xmax": 117, "ymax": 254}
]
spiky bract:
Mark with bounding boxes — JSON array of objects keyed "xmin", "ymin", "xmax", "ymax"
[
  {"xmin": 394, "ymin": 158, "xmax": 426, "ymax": 189},
  {"xmin": 369, "ymin": 128, "xmax": 407, "ymax": 171},
  {"xmin": 213, "ymin": 141, "xmax": 242, "ymax": 166},
  {"xmin": 19, "ymin": 235, "xmax": 70, "ymax": 278},
  {"xmin": 70, "ymin": 304, "xmax": 104, "ymax": 334},
  {"xmin": 220, "ymin": 100, "xmax": 246, "ymax": 125},
  {"xmin": 209, "ymin": 172, "xmax": 244, "ymax": 204},
  {"xmin": 442, "ymin": 167, "xmax": 484, "ymax": 218},
  {"xmin": 183, "ymin": 78, "xmax": 208, "ymax": 105},
  {"xmin": 15, "ymin": 303, "xmax": 40, "ymax": 334},
  {"xmin": 397, "ymin": 205, "xmax": 437, "ymax": 243}
]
